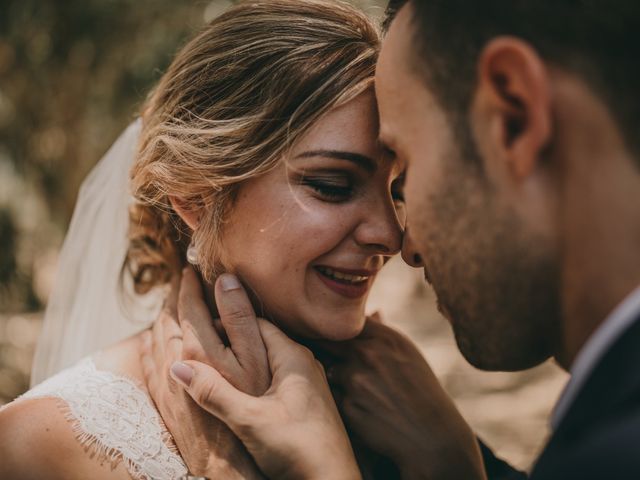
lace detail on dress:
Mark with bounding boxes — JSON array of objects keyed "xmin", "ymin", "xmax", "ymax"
[{"xmin": 19, "ymin": 357, "xmax": 188, "ymax": 480}]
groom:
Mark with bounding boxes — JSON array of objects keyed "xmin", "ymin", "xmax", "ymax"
[{"xmin": 146, "ymin": 0, "xmax": 640, "ymax": 478}]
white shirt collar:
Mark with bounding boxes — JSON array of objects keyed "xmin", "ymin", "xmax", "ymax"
[{"xmin": 551, "ymin": 284, "xmax": 640, "ymax": 430}]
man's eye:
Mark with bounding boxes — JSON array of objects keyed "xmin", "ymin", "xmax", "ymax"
[
  {"xmin": 391, "ymin": 174, "xmax": 405, "ymax": 203},
  {"xmin": 302, "ymin": 178, "xmax": 353, "ymax": 201},
  {"xmin": 392, "ymin": 189, "xmax": 405, "ymax": 203}
]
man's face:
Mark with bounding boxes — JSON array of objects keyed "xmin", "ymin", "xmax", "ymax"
[{"xmin": 376, "ymin": 5, "xmax": 560, "ymax": 371}]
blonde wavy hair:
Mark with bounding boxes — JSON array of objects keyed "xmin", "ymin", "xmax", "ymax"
[{"xmin": 126, "ymin": 0, "xmax": 380, "ymax": 293}]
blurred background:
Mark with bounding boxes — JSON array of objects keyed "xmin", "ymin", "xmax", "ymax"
[{"xmin": 0, "ymin": 0, "xmax": 568, "ymax": 473}]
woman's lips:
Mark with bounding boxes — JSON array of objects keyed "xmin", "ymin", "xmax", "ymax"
[{"xmin": 313, "ymin": 266, "xmax": 375, "ymax": 299}]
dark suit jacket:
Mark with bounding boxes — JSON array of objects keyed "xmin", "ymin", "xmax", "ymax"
[{"xmin": 482, "ymin": 313, "xmax": 640, "ymax": 480}]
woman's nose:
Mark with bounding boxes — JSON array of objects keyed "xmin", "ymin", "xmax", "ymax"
[
  {"xmin": 354, "ymin": 196, "xmax": 403, "ymax": 255},
  {"xmin": 401, "ymin": 227, "xmax": 425, "ymax": 267}
]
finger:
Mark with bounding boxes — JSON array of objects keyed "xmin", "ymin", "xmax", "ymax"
[
  {"xmin": 170, "ymin": 360, "xmax": 255, "ymax": 430},
  {"xmin": 257, "ymin": 319, "xmax": 314, "ymax": 375},
  {"xmin": 152, "ymin": 321, "xmax": 177, "ymax": 386},
  {"xmin": 151, "ymin": 300, "xmax": 183, "ymax": 366},
  {"xmin": 179, "ymin": 267, "xmax": 226, "ymax": 355},
  {"xmin": 152, "ymin": 274, "xmax": 180, "ymax": 363},
  {"xmin": 160, "ymin": 294, "xmax": 183, "ymax": 361},
  {"xmin": 180, "ymin": 313, "xmax": 241, "ymax": 384},
  {"xmin": 212, "ymin": 317, "xmax": 229, "ymax": 345},
  {"xmin": 215, "ymin": 273, "xmax": 267, "ymax": 370},
  {"xmin": 160, "ymin": 275, "xmax": 182, "ymax": 356},
  {"xmin": 257, "ymin": 318, "xmax": 294, "ymax": 351},
  {"xmin": 181, "ymin": 318, "xmax": 212, "ymax": 364},
  {"xmin": 164, "ymin": 325, "xmax": 183, "ymax": 361},
  {"xmin": 163, "ymin": 274, "xmax": 180, "ymax": 320}
]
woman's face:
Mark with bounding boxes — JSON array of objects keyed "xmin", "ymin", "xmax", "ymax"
[{"xmin": 219, "ymin": 90, "xmax": 405, "ymax": 340}]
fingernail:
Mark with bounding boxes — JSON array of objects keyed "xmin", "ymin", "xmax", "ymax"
[
  {"xmin": 170, "ymin": 361, "xmax": 194, "ymax": 387},
  {"xmin": 220, "ymin": 273, "xmax": 241, "ymax": 291}
]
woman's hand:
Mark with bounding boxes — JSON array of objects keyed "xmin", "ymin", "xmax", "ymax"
[
  {"xmin": 141, "ymin": 268, "xmax": 270, "ymax": 479},
  {"xmin": 147, "ymin": 268, "xmax": 361, "ymax": 480},
  {"xmin": 172, "ymin": 318, "xmax": 362, "ymax": 480}
]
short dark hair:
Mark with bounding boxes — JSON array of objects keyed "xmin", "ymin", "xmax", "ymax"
[
  {"xmin": 382, "ymin": 0, "xmax": 407, "ymax": 32},
  {"xmin": 385, "ymin": 0, "xmax": 640, "ymax": 162}
]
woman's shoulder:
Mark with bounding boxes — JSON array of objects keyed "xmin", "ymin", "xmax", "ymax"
[
  {"xmin": 0, "ymin": 397, "xmax": 132, "ymax": 479},
  {"xmin": 0, "ymin": 334, "xmax": 187, "ymax": 479}
]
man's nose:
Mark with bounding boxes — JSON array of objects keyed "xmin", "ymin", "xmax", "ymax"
[{"xmin": 401, "ymin": 227, "xmax": 424, "ymax": 267}]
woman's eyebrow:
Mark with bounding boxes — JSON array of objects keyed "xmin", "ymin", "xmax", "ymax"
[{"xmin": 295, "ymin": 150, "xmax": 376, "ymax": 173}]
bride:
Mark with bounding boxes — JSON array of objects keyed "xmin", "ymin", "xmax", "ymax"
[{"xmin": 0, "ymin": 0, "xmax": 405, "ymax": 478}]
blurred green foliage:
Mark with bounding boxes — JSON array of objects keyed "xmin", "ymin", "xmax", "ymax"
[
  {"xmin": 0, "ymin": 209, "xmax": 16, "ymax": 284},
  {"xmin": 0, "ymin": 0, "xmax": 212, "ymax": 311}
]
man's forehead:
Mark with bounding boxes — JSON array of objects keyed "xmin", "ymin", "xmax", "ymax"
[
  {"xmin": 376, "ymin": 6, "xmax": 416, "ymax": 139},
  {"xmin": 382, "ymin": 4, "xmax": 414, "ymax": 63},
  {"xmin": 377, "ymin": 6, "xmax": 415, "ymax": 93}
]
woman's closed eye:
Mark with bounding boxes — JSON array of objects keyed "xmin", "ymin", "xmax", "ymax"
[{"xmin": 301, "ymin": 175, "xmax": 355, "ymax": 202}]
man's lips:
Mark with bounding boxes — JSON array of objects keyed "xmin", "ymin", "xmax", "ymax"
[{"xmin": 313, "ymin": 265, "xmax": 378, "ymax": 299}]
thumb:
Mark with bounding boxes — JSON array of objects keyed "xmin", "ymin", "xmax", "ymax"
[
  {"xmin": 257, "ymin": 319, "xmax": 314, "ymax": 373},
  {"xmin": 257, "ymin": 318, "xmax": 296, "ymax": 352},
  {"xmin": 170, "ymin": 360, "xmax": 254, "ymax": 427}
]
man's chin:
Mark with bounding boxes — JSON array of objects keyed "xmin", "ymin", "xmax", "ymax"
[{"xmin": 453, "ymin": 328, "xmax": 552, "ymax": 372}]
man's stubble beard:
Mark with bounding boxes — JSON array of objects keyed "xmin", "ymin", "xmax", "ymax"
[{"xmin": 419, "ymin": 134, "xmax": 562, "ymax": 371}]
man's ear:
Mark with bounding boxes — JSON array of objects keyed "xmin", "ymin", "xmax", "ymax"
[
  {"xmin": 473, "ymin": 36, "xmax": 552, "ymax": 180},
  {"xmin": 169, "ymin": 195, "xmax": 199, "ymax": 230}
]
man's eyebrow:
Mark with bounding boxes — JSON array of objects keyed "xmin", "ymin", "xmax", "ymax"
[{"xmin": 294, "ymin": 150, "xmax": 376, "ymax": 173}]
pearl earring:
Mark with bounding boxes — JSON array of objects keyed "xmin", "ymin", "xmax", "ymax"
[{"xmin": 186, "ymin": 240, "xmax": 199, "ymax": 265}]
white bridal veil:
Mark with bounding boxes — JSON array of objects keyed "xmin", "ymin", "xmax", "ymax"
[{"xmin": 30, "ymin": 119, "xmax": 162, "ymax": 386}]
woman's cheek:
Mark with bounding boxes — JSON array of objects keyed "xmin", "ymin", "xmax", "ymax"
[{"xmin": 292, "ymin": 203, "xmax": 354, "ymax": 242}]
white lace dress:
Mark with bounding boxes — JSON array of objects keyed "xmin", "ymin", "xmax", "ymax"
[{"xmin": 14, "ymin": 357, "xmax": 188, "ymax": 480}]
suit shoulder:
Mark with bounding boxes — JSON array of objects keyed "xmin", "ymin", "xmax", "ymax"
[{"xmin": 547, "ymin": 407, "xmax": 640, "ymax": 479}]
